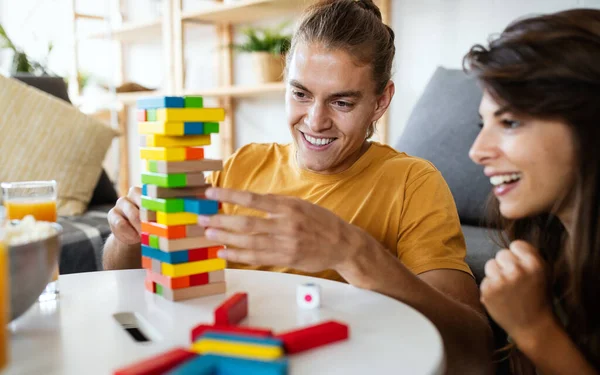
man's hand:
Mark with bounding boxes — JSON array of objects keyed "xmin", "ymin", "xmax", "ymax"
[
  {"xmin": 107, "ymin": 187, "xmax": 142, "ymax": 245},
  {"xmin": 198, "ymin": 187, "xmax": 371, "ymax": 273}
]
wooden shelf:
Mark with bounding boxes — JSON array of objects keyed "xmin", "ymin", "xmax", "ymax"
[
  {"xmin": 182, "ymin": 0, "xmax": 316, "ymax": 24},
  {"xmin": 115, "ymin": 91, "xmax": 162, "ymax": 105},
  {"xmin": 85, "ymin": 19, "xmax": 162, "ymax": 42}
]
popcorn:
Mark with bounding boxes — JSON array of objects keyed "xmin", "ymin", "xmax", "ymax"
[{"xmin": 1, "ymin": 215, "xmax": 57, "ymax": 246}]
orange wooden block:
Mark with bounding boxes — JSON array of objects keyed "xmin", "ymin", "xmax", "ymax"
[
  {"xmin": 142, "ymin": 256, "xmax": 153, "ymax": 270},
  {"xmin": 146, "ymin": 270, "xmax": 190, "ymax": 289},
  {"xmin": 141, "ymin": 221, "xmax": 205, "ymax": 240},
  {"xmin": 185, "ymin": 147, "xmax": 205, "ymax": 160},
  {"xmin": 144, "ymin": 277, "xmax": 155, "ymax": 293},
  {"xmin": 207, "ymin": 246, "xmax": 224, "ymax": 259}
]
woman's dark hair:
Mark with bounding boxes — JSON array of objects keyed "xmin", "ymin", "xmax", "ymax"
[
  {"xmin": 287, "ymin": 0, "xmax": 395, "ymax": 138},
  {"xmin": 464, "ymin": 8, "xmax": 600, "ymax": 370}
]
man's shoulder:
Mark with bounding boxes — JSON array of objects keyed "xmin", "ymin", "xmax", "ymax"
[
  {"xmin": 372, "ymin": 143, "xmax": 439, "ymax": 181},
  {"xmin": 226, "ymin": 142, "xmax": 292, "ymax": 167}
]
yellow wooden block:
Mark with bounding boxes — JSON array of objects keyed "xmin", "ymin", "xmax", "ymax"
[
  {"xmin": 140, "ymin": 147, "xmax": 186, "ymax": 161},
  {"xmin": 157, "ymin": 108, "xmax": 225, "ymax": 122},
  {"xmin": 156, "ymin": 211, "xmax": 198, "ymax": 226},
  {"xmin": 191, "ymin": 339, "xmax": 284, "ymax": 361},
  {"xmin": 138, "ymin": 121, "xmax": 185, "ymax": 136},
  {"xmin": 145, "ymin": 134, "xmax": 211, "ymax": 147},
  {"xmin": 161, "ymin": 258, "xmax": 226, "ymax": 277}
]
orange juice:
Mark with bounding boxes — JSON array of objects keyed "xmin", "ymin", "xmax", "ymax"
[
  {"xmin": 0, "ymin": 239, "xmax": 9, "ymax": 369},
  {"xmin": 4, "ymin": 200, "xmax": 57, "ymax": 222}
]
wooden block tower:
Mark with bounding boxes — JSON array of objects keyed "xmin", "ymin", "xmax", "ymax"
[{"xmin": 137, "ymin": 95, "xmax": 226, "ymax": 301}]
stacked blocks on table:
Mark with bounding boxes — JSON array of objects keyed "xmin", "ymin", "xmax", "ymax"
[{"xmin": 137, "ymin": 95, "xmax": 226, "ymax": 302}]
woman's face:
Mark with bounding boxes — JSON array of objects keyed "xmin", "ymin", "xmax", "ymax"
[
  {"xmin": 470, "ymin": 90, "xmax": 577, "ymax": 221},
  {"xmin": 285, "ymin": 42, "xmax": 392, "ymax": 174}
]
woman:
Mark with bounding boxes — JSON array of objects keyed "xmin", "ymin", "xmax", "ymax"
[
  {"xmin": 105, "ymin": 0, "xmax": 494, "ymax": 372},
  {"xmin": 466, "ymin": 8, "xmax": 600, "ymax": 374}
]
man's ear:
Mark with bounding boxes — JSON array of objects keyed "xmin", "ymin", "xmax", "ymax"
[{"xmin": 372, "ymin": 80, "xmax": 395, "ymax": 123}]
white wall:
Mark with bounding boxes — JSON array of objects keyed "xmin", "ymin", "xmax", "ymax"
[{"xmin": 2, "ymin": 0, "xmax": 600, "ymax": 187}]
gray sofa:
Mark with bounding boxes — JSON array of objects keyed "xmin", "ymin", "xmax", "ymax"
[{"xmin": 395, "ymin": 67, "xmax": 509, "ymax": 373}]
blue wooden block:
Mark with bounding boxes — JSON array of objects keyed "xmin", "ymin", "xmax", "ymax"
[
  {"xmin": 165, "ymin": 355, "xmax": 216, "ymax": 375},
  {"xmin": 142, "ymin": 184, "xmax": 148, "ymax": 196},
  {"xmin": 199, "ymin": 332, "xmax": 283, "ymax": 347},
  {"xmin": 137, "ymin": 96, "xmax": 184, "ymax": 109},
  {"xmin": 212, "ymin": 355, "xmax": 288, "ymax": 375},
  {"xmin": 184, "ymin": 198, "xmax": 219, "ymax": 215},
  {"xmin": 141, "ymin": 245, "xmax": 189, "ymax": 264},
  {"xmin": 183, "ymin": 122, "xmax": 205, "ymax": 135}
]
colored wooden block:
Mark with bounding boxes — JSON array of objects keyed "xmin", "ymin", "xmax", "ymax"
[
  {"xmin": 137, "ymin": 109, "xmax": 147, "ymax": 122},
  {"xmin": 191, "ymin": 337, "xmax": 283, "ymax": 361},
  {"xmin": 151, "ymin": 258, "xmax": 162, "ymax": 274},
  {"xmin": 137, "ymin": 96, "xmax": 184, "ymax": 109},
  {"xmin": 274, "ymin": 320, "xmax": 349, "ymax": 354},
  {"xmin": 197, "ymin": 332, "xmax": 282, "ymax": 347},
  {"xmin": 147, "ymin": 109, "xmax": 158, "ymax": 121},
  {"xmin": 210, "ymin": 355, "xmax": 288, "ymax": 375},
  {"xmin": 148, "ymin": 159, "xmax": 223, "ymax": 174},
  {"xmin": 184, "ymin": 198, "xmax": 219, "ymax": 215},
  {"xmin": 142, "ymin": 184, "xmax": 210, "ymax": 199},
  {"xmin": 141, "ymin": 172, "xmax": 206, "ymax": 188},
  {"xmin": 141, "ymin": 233, "xmax": 150, "ymax": 246},
  {"xmin": 160, "ymin": 281, "xmax": 226, "ymax": 301},
  {"xmin": 203, "ymin": 122, "xmax": 220, "ymax": 134},
  {"xmin": 141, "ymin": 221, "xmax": 205, "ymax": 240},
  {"xmin": 142, "ymin": 196, "xmax": 185, "ymax": 213},
  {"xmin": 184, "ymin": 96, "xmax": 204, "ymax": 108},
  {"xmin": 141, "ymin": 256, "xmax": 153, "ymax": 270},
  {"xmin": 144, "ymin": 278, "xmax": 155, "ymax": 293},
  {"xmin": 183, "ymin": 122, "xmax": 206, "ymax": 135},
  {"xmin": 149, "ymin": 235, "xmax": 160, "ymax": 249},
  {"xmin": 189, "ymin": 272, "xmax": 209, "ymax": 287},
  {"xmin": 157, "ymin": 108, "xmax": 225, "ymax": 122},
  {"xmin": 207, "ymin": 246, "xmax": 223, "ymax": 259},
  {"xmin": 139, "ymin": 121, "xmax": 205, "ymax": 136},
  {"xmin": 161, "ymin": 258, "xmax": 226, "ymax": 277},
  {"xmin": 157, "ymin": 236, "xmax": 222, "ymax": 252},
  {"xmin": 113, "ymin": 347, "xmax": 196, "ymax": 375},
  {"xmin": 209, "ymin": 269, "xmax": 225, "ymax": 283},
  {"xmin": 146, "ymin": 270, "xmax": 190, "ymax": 290},
  {"xmin": 157, "ymin": 212, "xmax": 199, "ymax": 226},
  {"xmin": 142, "ymin": 245, "xmax": 189, "ymax": 264},
  {"xmin": 187, "ymin": 247, "xmax": 209, "ymax": 262},
  {"xmin": 156, "ymin": 283, "xmax": 164, "ymax": 296},
  {"xmin": 142, "ymin": 134, "xmax": 211, "ymax": 148},
  {"xmin": 190, "ymin": 324, "xmax": 273, "ymax": 344},
  {"xmin": 140, "ymin": 209, "xmax": 157, "ymax": 223},
  {"xmin": 164, "ymin": 355, "xmax": 216, "ymax": 375},
  {"xmin": 214, "ymin": 293, "xmax": 248, "ymax": 326},
  {"xmin": 140, "ymin": 147, "xmax": 205, "ymax": 162}
]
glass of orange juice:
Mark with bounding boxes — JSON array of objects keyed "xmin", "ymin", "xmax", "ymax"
[{"xmin": 1, "ymin": 181, "xmax": 59, "ymax": 301}]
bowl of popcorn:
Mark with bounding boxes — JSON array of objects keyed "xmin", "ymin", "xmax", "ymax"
[{"xmin": 1, "ymin": 216, "xmax": 62, "ymax": 321}]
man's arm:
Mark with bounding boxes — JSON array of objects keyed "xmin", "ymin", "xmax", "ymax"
[{"xmin": 338, "ymin": 241, "xmax": 494, "ymax": 375}]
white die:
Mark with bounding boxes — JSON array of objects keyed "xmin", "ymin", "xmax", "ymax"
[{"xmin": 297, "ymin": 283, "xmax": 321, "ymax": 309}]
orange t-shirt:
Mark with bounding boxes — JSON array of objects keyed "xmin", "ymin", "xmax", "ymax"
[{"xmin": 208, "ymin": 142, "xmax": 472, "ymax": 282}]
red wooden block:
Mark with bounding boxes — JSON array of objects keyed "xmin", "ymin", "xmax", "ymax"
[
  {"xmin": 190, "ymin": 324, "xmax": 273, "ymax": 344},
  {"xmin": 141, "ymin": 232, "xmax": 150, "ymax": 246},
  {"xmin": 114, "ymin": 347, "xmax": 196, "ymax": 375},
  {"xmin": 137, "ymin": 109, "xmax": 147, "ymax": 122},
  {"xmin": 189, "ymin": 272, "xmax": 209, "ymax": 286},
  {"xmin": 187, "ymin": 248, "xmax": 209, "ymax": 262},
  {"xmin": 185, "ymin": 147, "xmax": 205, "ymax": 160},
  {"xmin": 275, "ymin": 320, "xmax": 349, "ymax": 354},
  {"xmin": 214, "ymin": 292, "xmax": 248, "ymax": 326}
]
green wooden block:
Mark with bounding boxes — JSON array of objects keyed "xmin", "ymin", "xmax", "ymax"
[
  {"xmin": 141, "ymin": 172, "xmax": 187, "ymax": 188},
  {"xmin": 149, "ymin": 234, "xmax": 160, "ymax": 249},
  {"xmin": 204, "ymin": 122, "xmax": 219, "ymax": 134},
  {"xmin": 156, "ymin": 284, "xmax": 163, "ymax": 296},
  {"xmin": 147, "ymin": 160, "xmax": 158, "ymax": 173},
  {"xmin": 147, "ymin": 109, "xmax": 157, "ymax": 121},
  {"xmin": 184, "ymin": 96, "xmax": 204, "ymax": 108},
  {"xmin": 141, "ymin": 196, "xmax": 184, "ymax": 213}
]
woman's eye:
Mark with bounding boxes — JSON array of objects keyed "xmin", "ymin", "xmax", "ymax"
[
  {"xmin": 501, "ymin": 119, "xmax": 522, "ymax": 129},
  {"xmin": 477, "ymin": 121, "xmax": 484, "ymax": 129}
]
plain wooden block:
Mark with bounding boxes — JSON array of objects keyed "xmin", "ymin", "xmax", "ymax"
[
  {"xmin": 151, "ymin": 258, "xmax": 162, "ymax": 274},
  {"xmin": 148, "ymin": 159, "xmax": 223, "ymax": 174},
  {"xmin": 143, "ymin": 184, "xmax": 210, "ymax": 199},
  {"xmin": 142, "ymin": 134, "xmax": 211, "ymax": 148},
  {"xmin": 160, "ymin": 281, "xmax": 226, "ymax": 301},
  {"xmin": 161, "ymin": 258, "xmax": 226, "ymax": 277},
  {"xmin": 158, "ymin": 235, "xmax": 222, "ymax": 252},
  {"xmin": 140, "ymin": 209, "xmax": 157, "ymax": 222},
  {"xmin": 157, "ymin": 108, "xmax": 225, "ymax": 122},
  {"xmin": 209, "ymin": 269, "xmax": 225, "ymax": 283}
]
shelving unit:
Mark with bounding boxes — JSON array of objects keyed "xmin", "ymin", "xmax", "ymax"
[{"xmin": 70, "ymin": 0, "xmax": 391, "ymax": 195}]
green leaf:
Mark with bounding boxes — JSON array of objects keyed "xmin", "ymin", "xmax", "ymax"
[{"xmin": 231, "ymin": 22, "xmax": 292, "ymax": 55}]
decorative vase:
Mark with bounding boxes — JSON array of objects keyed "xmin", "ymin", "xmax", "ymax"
[{"xmin": 252, "ymin": 52, "xmax": 285, "ymax": 83}]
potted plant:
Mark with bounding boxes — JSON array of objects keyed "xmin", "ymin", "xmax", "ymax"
[
  {"xmin": 233, "ymin": 23, "xmax": 292, "ymax": 83},
  {"xmin": 0, "ymin": 23, "xmax": 54, "ymax": 76}
]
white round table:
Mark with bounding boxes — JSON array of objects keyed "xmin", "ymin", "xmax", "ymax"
[{"xmin": 4, "ymin": 269, "xmax": 446, "ymax": 374}]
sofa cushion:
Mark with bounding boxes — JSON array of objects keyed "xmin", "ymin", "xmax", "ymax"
[
  {"xmin": 462, "ymin": 224, "xmax": 502, "ymax": 284},
  {"xmin": 395, "ymin": 67, "xmax": 490, "ymax": 226},
  {"xmin": 0, "ymin": 75, "xmax": 118, "ymax": 215}
]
